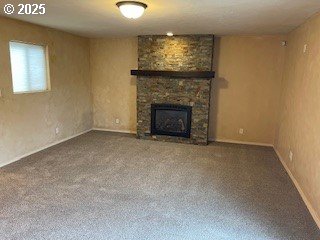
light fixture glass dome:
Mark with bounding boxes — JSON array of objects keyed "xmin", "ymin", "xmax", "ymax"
[{"xmin": 116, "ymin": 1, "xmax": 147, "ymax": 19}]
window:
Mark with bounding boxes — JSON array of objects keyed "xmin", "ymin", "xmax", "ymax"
[{"xmin": 9, "ymin": 41, "xmax": 50, "ymax": 94}]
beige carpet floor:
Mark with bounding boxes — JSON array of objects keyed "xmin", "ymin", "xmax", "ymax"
[{"xmin": 0, "ymin": 131, "xmax": 319, "ymax": 240}]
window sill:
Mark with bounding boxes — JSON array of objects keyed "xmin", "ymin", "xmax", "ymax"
[{"xmin": 13, "ymin": 89, "xmax": 51, "ymax": 95}]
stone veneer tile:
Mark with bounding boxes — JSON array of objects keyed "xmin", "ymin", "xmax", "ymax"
[{"xmin": 138, "ymin": 35, "xmax": 213, "ymax": 71}]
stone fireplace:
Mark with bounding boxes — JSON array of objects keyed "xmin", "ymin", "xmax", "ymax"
[{"xmin": 134, "ymin": 35, "xmax": 214, "ymax": 145}]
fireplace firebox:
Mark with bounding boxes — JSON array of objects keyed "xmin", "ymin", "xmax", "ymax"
[{"xmin": 151, "ymin": 104, "xmax": 192, "ymax": 138}]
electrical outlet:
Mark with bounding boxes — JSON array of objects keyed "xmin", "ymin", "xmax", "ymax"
[
  {"xmin": 115, "ymin": 119, "xmax": 120, "ymax": 124},
  {"xmin": 303, "ymin": 44, "xmax": 308, "ymax": 53},
  {"xmin": 239, "ymin": 128, "xmax": 244, "ymax": 135},
  {"xmin": 55, "ymin": 127, "xmax": 59, "ymax": 135},
  {"xmin": 289, "ymin": 150, "xmax": 293, "ymax": 162}
]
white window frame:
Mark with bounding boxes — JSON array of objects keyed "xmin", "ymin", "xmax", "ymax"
[{"xmin": 9, "ymin": 40, "xmax": 51, "ymax": 94}]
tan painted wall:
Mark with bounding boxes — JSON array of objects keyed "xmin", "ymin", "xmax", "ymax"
[
  {"xmin": 210, "ymin": 36, "xmax": 286, "ymax": 144},
  {"xmin": 90, "ymin": 38, "xmax": 137, "ymax": 132},
  {"xmin": 275, "ymin": 13, "xmax": 320, "ymax": 223},
  {"xmin": 90, "ymin": 36, "xmax": 285, "ymax": 144},
  {"xmin": 0, "ymin": 17, "xmax": 92, "ymax": 166}
]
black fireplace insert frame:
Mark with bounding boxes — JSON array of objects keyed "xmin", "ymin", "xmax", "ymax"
[{"xmin": 151, "ymin": 104, "xmax": 192, "ymax": 138}]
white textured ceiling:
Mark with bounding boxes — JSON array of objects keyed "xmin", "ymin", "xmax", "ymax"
[{"xmin": 1, "ymin": 0, "xmax": 320, "ymax": 37}]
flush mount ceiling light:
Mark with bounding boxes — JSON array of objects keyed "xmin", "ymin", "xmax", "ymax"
[
  {"xmin": 116, "ymin": 1, "xmax": 147, "ymax": 19},
  {"xmin": 166, "ymin": 32, "xmax": 174, "ymax": 37}
]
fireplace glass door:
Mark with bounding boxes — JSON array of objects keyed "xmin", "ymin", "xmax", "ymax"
[{"xmin": 151, "ymin": 104, "xmax": 192, "ymax": 138}]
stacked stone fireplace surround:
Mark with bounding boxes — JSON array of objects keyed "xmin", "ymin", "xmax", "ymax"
[{"xmin": 136, "ymin": 35, "xmax": 214, "ymax": 145}]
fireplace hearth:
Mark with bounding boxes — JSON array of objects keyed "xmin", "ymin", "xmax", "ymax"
[{"xmin": 151, "ymin": 104, "xmax": 192, "ymax": 138}]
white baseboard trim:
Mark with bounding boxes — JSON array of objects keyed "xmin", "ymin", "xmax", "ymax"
[
  {"xmin": 274, "ymin": 148, "xmax": 320, "ymax": 229},
  {"xmin": 210, "ymin": 138, "xmax": 273, "ymax": 147},
  {"xmin": 0, "ymin": 129, "xmax": 92, "ymax": 168},
  {"xmin": 92, "ymin": 127, "xmax": 137, "ymax": 134}
]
